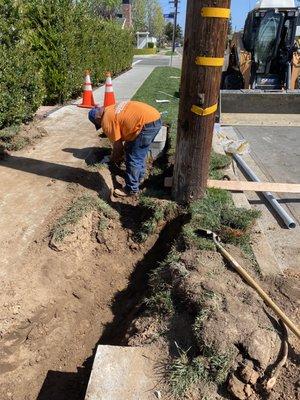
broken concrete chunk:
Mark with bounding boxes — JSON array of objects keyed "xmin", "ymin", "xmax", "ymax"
[{"xmin": 85, "ymin": 345, "xmax": 156, "ymax": 400}]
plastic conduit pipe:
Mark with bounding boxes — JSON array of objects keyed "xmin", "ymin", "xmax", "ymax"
[{"xmin": 233, "ymin": 154, "xmax": 296, "ymax": 229}]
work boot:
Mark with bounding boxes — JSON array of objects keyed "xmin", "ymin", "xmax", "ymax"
[{"xmin": 113, "ymin": 188, "xmax": 139, "ymax": 198}]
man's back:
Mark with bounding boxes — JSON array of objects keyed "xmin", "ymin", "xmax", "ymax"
[{"xmin": 102, "ymin": 101, "xmax": 160, "ymax": 142}]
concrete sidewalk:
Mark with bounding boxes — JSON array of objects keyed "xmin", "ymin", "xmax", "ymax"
[{"xmin": 0, "ymin": 65, "xmax": 154, "ymax": 274}]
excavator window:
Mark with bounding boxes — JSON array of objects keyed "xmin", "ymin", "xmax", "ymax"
[{"xmin": 254, "ymin": 11, "xmax": 284, "ymax": 73}]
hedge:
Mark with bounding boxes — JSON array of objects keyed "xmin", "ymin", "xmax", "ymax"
[
  {"xmin": 0, "ymin": 0, "xmax": 134, "ymax": 129},
  {"xmin": 134, "ymin": 48, "xmax": 156, "ymax": 55}
]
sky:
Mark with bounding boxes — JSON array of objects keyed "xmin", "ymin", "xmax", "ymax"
[{"xmin": 160, "ymin": 0, "xmax": 257, "ymax": 32}]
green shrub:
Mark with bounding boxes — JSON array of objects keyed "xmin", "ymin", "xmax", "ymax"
[
  {"xmin": 0, "ymin": 0, "xmax": 133, "ymax": 128},
  {"xmin": 27, "ymin": 0, "xmax": 134, "ymax": 104},
  {"xmin": 134, "ymin": 48, "xmax": 156, "ymax": 55},
  {"xmin": 0, "ymin": 46, "xmax": 45, "ymax": 128},
  {"xmin": 0, "ymin": 0, "xmax": 45, "ymax": 128},
  {"xmin": 148, "ymin": 42, "xmax": 155, "ymax": 48}
]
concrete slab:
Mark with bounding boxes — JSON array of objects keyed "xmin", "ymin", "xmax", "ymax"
[
  {"xmin": 233, "ymin": 125, "xmax": 300, "ymax": 222},
  {"xmin": 221, "ymin": 113, "xmax": 300, "ymax": 127},
  {"xmin": 94, "ymin": 66, "xmax": 155, "ymax": 104},
  {"xmin": 85, "ymin": 346, "xmax": 157, "ymax": 400},
  {"xmin": 220, "ymin": 126, "xmax": 300, "ymax": 272},
  {"xmin": 213, "ymin": 128, "xmax": 282, "ymax": 276}
]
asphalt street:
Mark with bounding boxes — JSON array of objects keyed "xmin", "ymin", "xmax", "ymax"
[{"xmin": 133, "ymin": 52, "xmax": 182, "ymax": 68}]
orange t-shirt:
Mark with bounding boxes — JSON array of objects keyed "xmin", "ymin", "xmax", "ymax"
[{"xmin": 101, "ymin": 101, "xmax": 161, "ymax": 142}]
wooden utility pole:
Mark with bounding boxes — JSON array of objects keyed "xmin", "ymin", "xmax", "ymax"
[{"xmin": 172, "ymin": 0, "xmax": 231, "ymax": 203}]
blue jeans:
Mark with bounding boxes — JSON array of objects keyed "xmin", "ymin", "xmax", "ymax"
[{"xmin": 125, "ymin": 119, "xmax": 162, "ymax": 193}]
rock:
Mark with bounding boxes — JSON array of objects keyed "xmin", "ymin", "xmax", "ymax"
[
  {"xmin": 128, "ymin": 239, "xmax": 139, "ymax": 251},
  {"xmin": 244, "ymin": 328, "xmax": 279, "ymax": 370},
  {"xmin": 250, "ymin": 370, "xmax": 260, "ymax": 385},
  {"xmin": 240, "ymin": 361, "xmax": 260, "ymax": 385},
  {"xmin": 96, "ymin": 232, "xmax": 105, "ymax": 244},
  {"xmin": 228, "ymin": 374, "xmax": 247, "ymax": 400},
  {"xmin": 244, "ymin": 384, "xmax": 254, "ymax": 397},
  {"xmin": 154, "ymin": 390, "xmax": 162, "ymax": 399}
]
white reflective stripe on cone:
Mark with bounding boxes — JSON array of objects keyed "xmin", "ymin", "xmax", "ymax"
[
  {"xmin": 105, "ymin": 86, "xmax": 113, "ymax": 93},
  {"xmin": 106, "ymin": 77, "xmax": 112, "ymax": 85},
  {"xmin": 83, "ymin": 85, "xmax": 93, "ymax": 91},
  {"xmin": 85, "ymin": 74, "xmax": 92, "ymax": 84}
]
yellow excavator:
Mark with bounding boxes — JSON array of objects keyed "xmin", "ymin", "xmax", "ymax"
[{"xmin": 222, "ymin": 0, "xmax": 300, "ymax": 90}]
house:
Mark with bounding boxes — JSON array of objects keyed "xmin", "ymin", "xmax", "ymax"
[{"xmin": 136, "ymin": 32, "xmax": 157, "ymax": 49}]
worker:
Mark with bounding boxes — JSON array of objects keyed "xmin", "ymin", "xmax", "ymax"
[{"xmin": 88, "ymin": 101, "xmax": 162, "ymax": 197}]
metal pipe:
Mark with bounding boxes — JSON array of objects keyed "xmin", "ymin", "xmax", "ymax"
[{"xmin": 233, "ymin": 154, "xmax": 296, "ymax": 229}]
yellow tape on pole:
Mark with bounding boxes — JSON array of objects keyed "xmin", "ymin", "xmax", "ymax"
[
  {"xmin": 191, "ymin": 103, "xmax": 218, "ymax": 117},
  {"xmin": 195, "ymin": 56, "xmax": 224, "ymax": 67},
  {"xmin": 201, "ymin": 7, "xmax": 231, "ymax": 19}
]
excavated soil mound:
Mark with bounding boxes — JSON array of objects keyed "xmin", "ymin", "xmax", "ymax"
[{"xmin": 127, "ymin": 248, "xmax": 300, "ymax": 400}]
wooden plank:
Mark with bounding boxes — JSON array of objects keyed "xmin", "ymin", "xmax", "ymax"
[
  {"xmin": 208, "ymin": 180, "xmax": 300, "ymax": 193},
  {"xmin": 164, "ymin": 177, "xmax": 300, "ymax": 193}
]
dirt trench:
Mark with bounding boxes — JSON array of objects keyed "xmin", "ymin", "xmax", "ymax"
[
  {"xmin": 0, "ymin": 176, "xmax": 182, "ymax": 400},
  {"xmin": 0, "ymin": 148, "xmax": 299, "ymax": 400}
]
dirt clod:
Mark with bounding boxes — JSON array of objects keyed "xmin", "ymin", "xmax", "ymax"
[
  {"xmin": 240, "ymin": 361, "xmax": 260, "ymax": 385},
  {"xmin": 228, "ymin": 374, "xmax": 247, "ymax": 400}
]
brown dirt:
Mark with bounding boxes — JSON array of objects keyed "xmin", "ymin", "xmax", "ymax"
[
  {"xmin": 0, "ymin": 176, "xmax": 298, "ymax": 400},
  {"xmin": 0, "ymin": 122, "xmax": 299, "ymax": 399},
  {"xmin": 0, "ymin": 178, "xmax": 163, "ymax": 400},
  {"xmin": 127, "ymin": 247, "xmax": 300, "ymax": 400}
]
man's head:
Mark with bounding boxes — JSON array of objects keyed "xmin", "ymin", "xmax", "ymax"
[{"xmin": 88, "ymin": 106, "xmax": 105, "ymax": 130}]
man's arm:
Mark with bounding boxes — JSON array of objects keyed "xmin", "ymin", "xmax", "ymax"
[{"xmin": 111, "ymin": 139, "xmax": 124, "ymax": 165}]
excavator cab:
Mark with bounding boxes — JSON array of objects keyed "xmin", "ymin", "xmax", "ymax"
[
  {"xmin": 249, "ymin": 8, "xmax": 299, "ymax": 89},
  {"xmin": 223, "ymin": 4, "xmax": 300, "ymax": 90}
]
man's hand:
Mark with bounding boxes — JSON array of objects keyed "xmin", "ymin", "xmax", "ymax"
[{"xmin": 111, "ymin": 139, "xmax": 125, "ymax": 165}]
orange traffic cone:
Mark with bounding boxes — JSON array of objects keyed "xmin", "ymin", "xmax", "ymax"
[
  {"xmin": 103, "ymin": 72, "xmax": 116, "ymax": 107},
  {"xmin": 78, "ymin": 70, "xmax": 95, "ymax": 108}
]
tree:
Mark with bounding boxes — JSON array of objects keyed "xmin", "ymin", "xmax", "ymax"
[
  {"xmin": 132, "ymin": 0, "xmax": 165, "ymax": 37},
  {"xmin": 132, "ymin": 0, "xmax": 147, "ymax": 31},
  {"xmin": 87, "ymin": 0, "xmax": 122, "ymax": 19},
  {"xmin": 165, "ymin": 22, "xmax": 182, "ymax": 42},
  {"xmin": 149, "ymin": 0, "xmax": 165, "ymax": 39}
]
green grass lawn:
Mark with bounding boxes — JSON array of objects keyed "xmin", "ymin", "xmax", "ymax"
[
  {"xmin": 164, "ymin": 51, "xmax": 176, "ymax": 56},
  {"xmin": 132, "ymin": 66, "xmax": 181, "ymax": 155}
]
